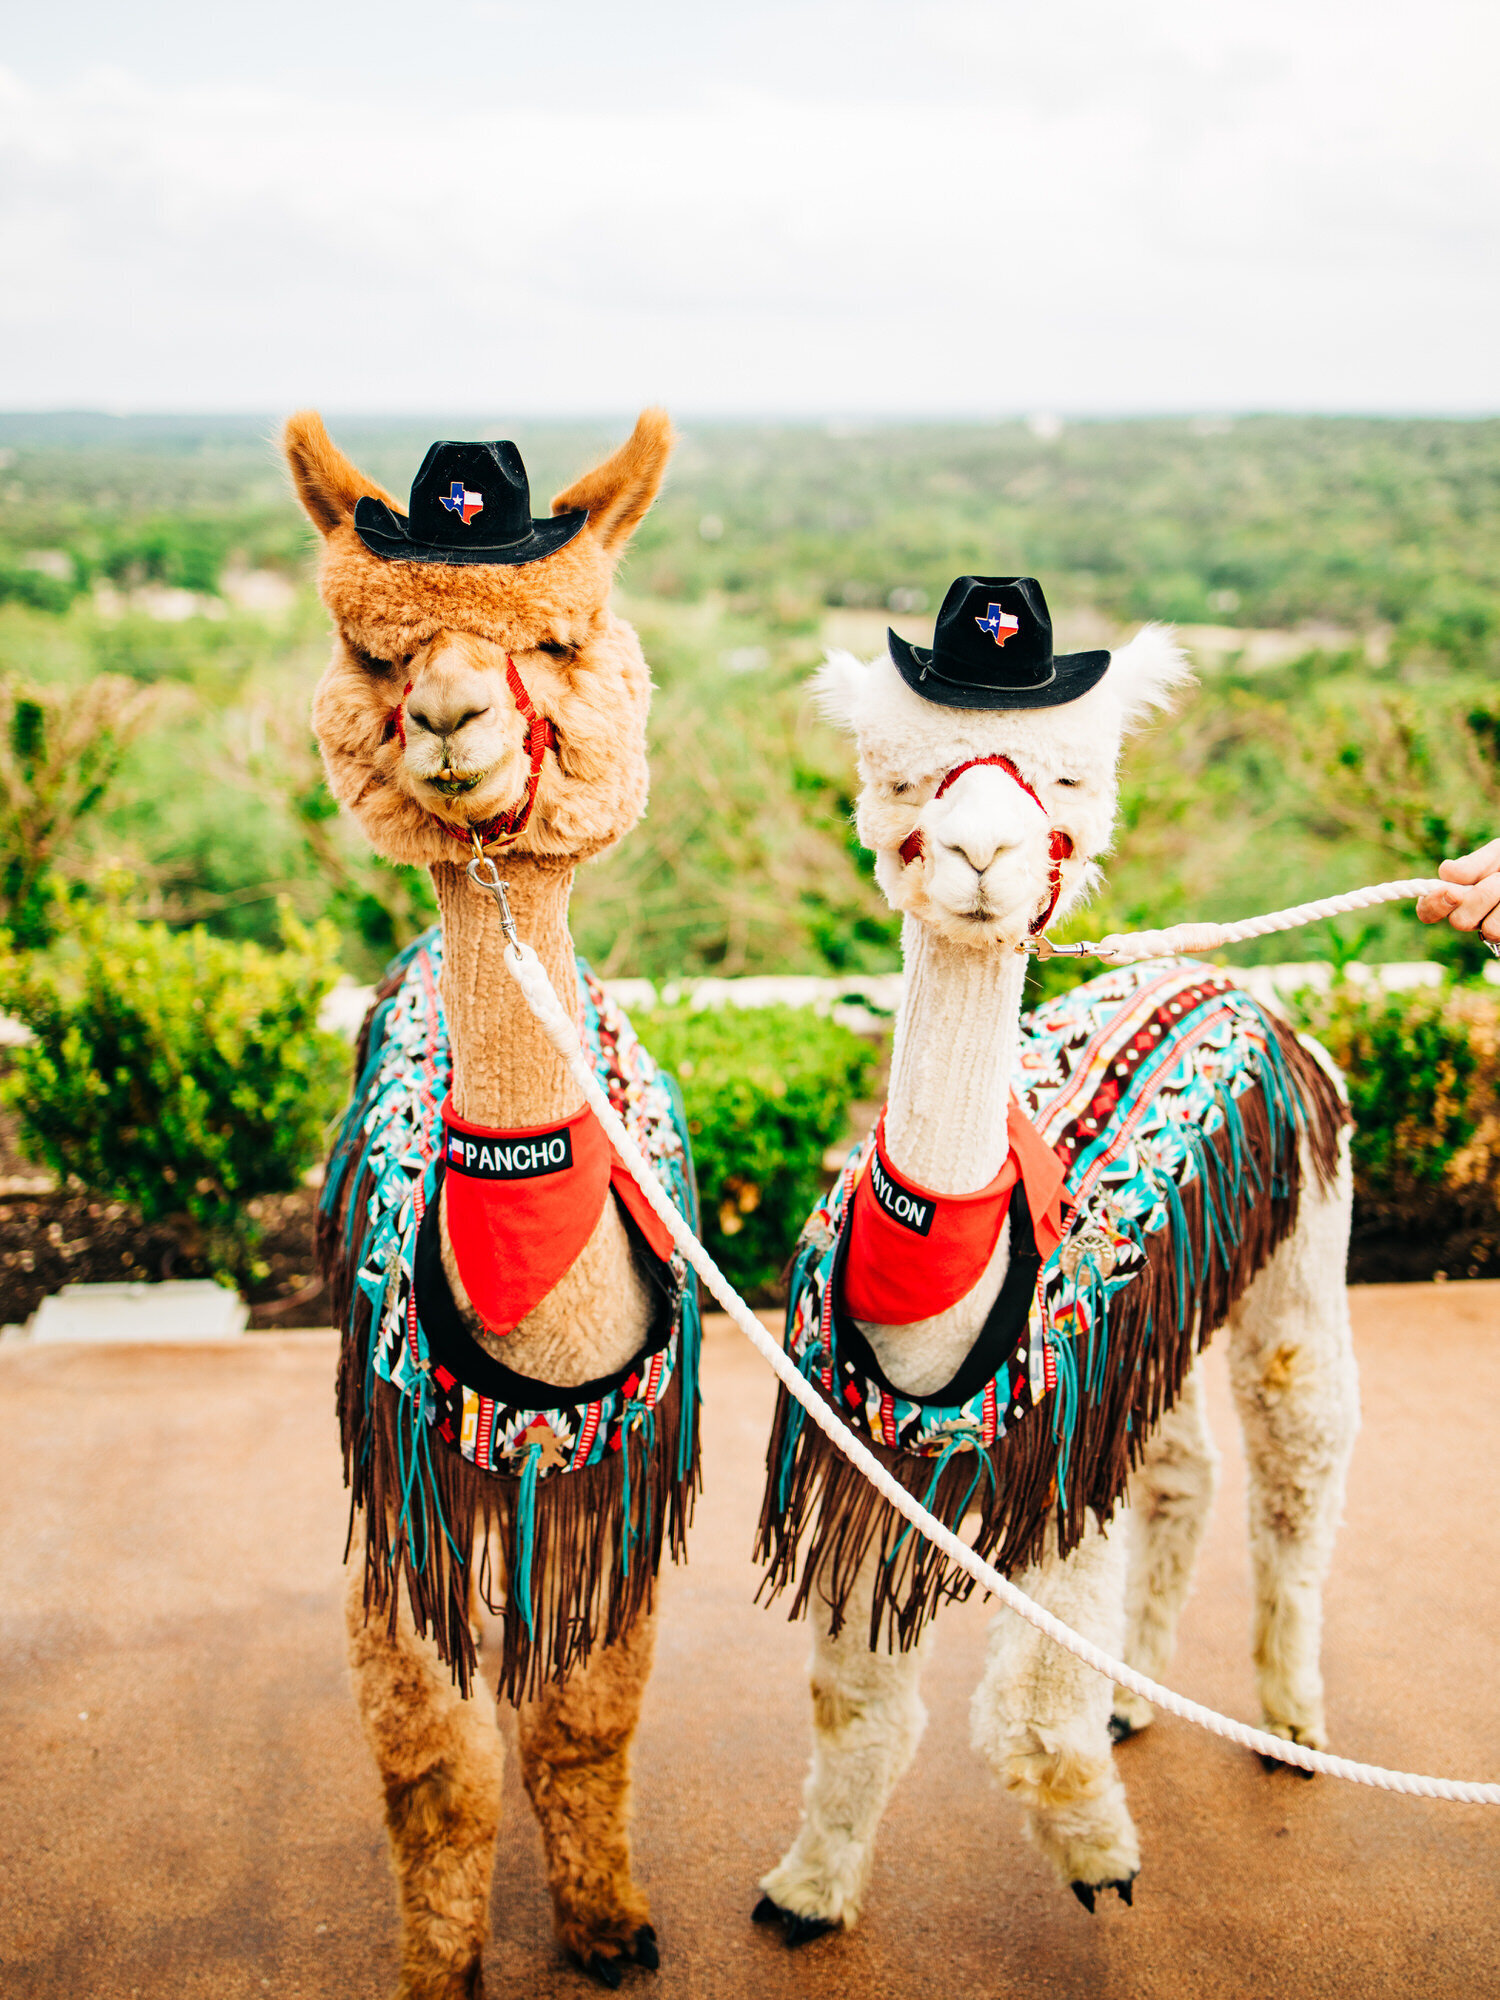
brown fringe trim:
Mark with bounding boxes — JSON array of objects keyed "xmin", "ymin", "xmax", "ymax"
[
  {"xmin": 320, "ymin": 973, "xmax": 699, "ymax": 1703},
  {"xmin": 754, "ymin": 1010, "xmax": 1348, "ymax": 1652},
  {"xmin": 346, "ymin": 1357, "xmax": 696, "ymax": 1703}
]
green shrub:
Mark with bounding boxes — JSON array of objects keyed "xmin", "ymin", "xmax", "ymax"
[
  {"xmin": 639, "ymin": 1003, "xmax": 877, "ymax": 1300},
  {"xmin": 1293, "ymin": 979, "xmax": 1500, "ymax": 1280},
  {"xmin": 0, "ymin": 558, "xmax": 82, "ymax": 614},
  {"xmin": 95, "ymin": 515, "xmax": 230, "ymax": 595},
  {"xmin": 0, "ymin": 905, "xmax": 348, "ymax": 1279}
]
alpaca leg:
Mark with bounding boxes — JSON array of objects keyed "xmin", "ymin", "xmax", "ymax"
[
  {"xmin": 345, "ymin": 1548, "xmax": 505, "ymax": 2000},
  {"xmin": 756, "ymin": 1551, "xmax": 932, "ymax": 1937},
  {"xmin": 516, "ymin": 1607, "xmax": 659, "ymax": 1979},
  {"xmin": 1111, "ymin": 1359, "xmax": 1221, "ymax": 1740},
  {"xmin": 1228, "ymin": 1143, "xmax": 1359, "ymax": 1751},
  {"xmin": 972, "ymin": 1513, "xmax": 1139, "ymax": 1905}
]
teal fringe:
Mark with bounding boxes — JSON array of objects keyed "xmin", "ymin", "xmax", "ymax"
[
  {"xmin": 513, "ymin": 1440, "xmax": 543, "ymax": 1638},
  {"xmin": 888, "ymin": 1434, "xmax": 997, "ymax": 1560},
  {"xmin": 618, "ymin": 1404, "xmax": 659, "ymax": 1579},
  {"xmin": 663, "ymin": 1069, "xmax": 703, "ymax": 1488}
]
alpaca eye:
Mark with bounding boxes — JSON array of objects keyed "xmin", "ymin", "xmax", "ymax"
[
  {"xmin": 892, "ymin": 781, "xmax": 912, "ymax": 796},
  {"xmin": 350, "ymin": 644, "xmax": 391, "ymax": 673},
  {"xmin": 1056, "ymin": 776, "xmax": 1081, "ymax": 788},
  {"xmin": 537, "ymin": 640, "xmax": 576, "ymax": 661}
]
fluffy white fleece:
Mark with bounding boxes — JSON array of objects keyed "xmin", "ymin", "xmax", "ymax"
[{"xmin": 754, "ymin": 625, "xmax": 1359, "ymax": 1937}]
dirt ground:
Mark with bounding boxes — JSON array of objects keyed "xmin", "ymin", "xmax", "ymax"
[{"xmin": 2, "ymin": 1283, "xmax": 1498, "ymax": 2000}]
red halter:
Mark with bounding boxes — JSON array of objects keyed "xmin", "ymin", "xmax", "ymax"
[
  {"xmin": 897, "ymin": 752, "xmax": 1074, "ymax": 937},
  {"xmin": 386, "ymin": 655, "xmax": 556, "ymax": 850}
]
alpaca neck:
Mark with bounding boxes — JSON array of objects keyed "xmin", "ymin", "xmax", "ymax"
[
  {"xmin": 883, "ymin": 918, "xmax": 1029, "ymax": 1194},
  {"xmin": 858, "ymin": 920, "xmax": 1029, "ymax": 1397},
  {"xmin": 429, "ymin": 854, "xmax": 652, "ymax": 1389},
  {"xmin": 430, "ymin": 857, "xmax": 581, "ymax": 1129}
]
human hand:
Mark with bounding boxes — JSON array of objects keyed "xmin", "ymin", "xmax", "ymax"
[{"xmin": 1416, "ymin": 837, "xmax": 1500, "ymax": 946}]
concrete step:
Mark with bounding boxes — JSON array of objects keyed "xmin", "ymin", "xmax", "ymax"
[{"xmin": 19, "ymin": 1277, "xmax": 248, "ymax": 1344}]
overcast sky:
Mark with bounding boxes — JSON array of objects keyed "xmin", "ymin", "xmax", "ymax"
[{"xmin": 2, "ymin": 0, "xmax": 1495, "ymax": 416}]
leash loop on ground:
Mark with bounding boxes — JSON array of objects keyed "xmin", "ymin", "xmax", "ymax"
[{"xmin": 490, "ymin": 887, "xmax": 1499, "ymax": 1807}]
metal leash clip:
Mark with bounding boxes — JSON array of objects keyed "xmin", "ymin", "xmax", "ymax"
[
  {"xmin": 467, "ymin": 835, "xmax": 519, "ymax": 950},
  {"xmin": 1022, "ymin": 935, "xmax": 1117, "ymax": 961}
]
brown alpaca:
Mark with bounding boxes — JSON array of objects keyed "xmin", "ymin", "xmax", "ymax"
[{"xmin": 286, "ymin": 409, "xmax": 681, "ymax": 1994}]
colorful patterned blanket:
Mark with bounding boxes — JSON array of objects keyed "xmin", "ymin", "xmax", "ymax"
[
  {"xmin": 756, "ymin": 958, "xmax": 1346, "ymax": 1650},
  {"xmin": 319, "ymin": 926, "xmax": 700, "ymax": 1698}
]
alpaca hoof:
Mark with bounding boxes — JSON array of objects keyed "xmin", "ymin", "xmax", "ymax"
[
  {"xmin": 751, "ymin": 1896, "xmax": 834, "ymax": 1949},
  {"xmin": 580, "ymin": 1950, "xmax": 624, "ymax": 1990},
  {"xmin": 784, "ymin": 1915, "xmax": 835, "ymax": 1950},
  {"xmin": 1071, "ymin": 1875, "xmax": 1136, "ymax": 1913},
  {"xmin": 632, "ymin": 1925, "xmax": 660, "ymax": 1970},
  {"xmin": 1110, "ymin": 1689, "xmax": 1154, "ymax": 1741},
  {"xmin": 1258, "ymin": 1751, "xmax": 1317, "ymax": 1779}
]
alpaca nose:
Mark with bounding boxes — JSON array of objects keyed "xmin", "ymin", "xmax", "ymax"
[
  {"xmin": 950, "ymin": 834, "xmax": 1015, "ymax": 877},
  {"xmin": 406, "ymin": 695, "xmax": 493, "ymax": 742}
]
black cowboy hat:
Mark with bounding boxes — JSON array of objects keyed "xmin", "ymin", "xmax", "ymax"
[
  {"xmin": 353, "ymin": 439, "xmax": 588, "ymax": 567},
  {"xmin": 888, "ymin": 576, "xmax": 1110, "ymax": 709}
]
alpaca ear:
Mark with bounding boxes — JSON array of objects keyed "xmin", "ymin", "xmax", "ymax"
[
  {"xmin": 551, "ymin": 408, "xmax": 675, "ymax": 557},
  {"xmin": 809, "ymin": 649, "xmax": 870, "ymax": 733},
  {"xmin": 282, "ymin": 410, "xmax": 395, "ymax": 537},
  {"xmin": 1106, "ymin": 623, "xmax": 1194, "ymax": 732}
]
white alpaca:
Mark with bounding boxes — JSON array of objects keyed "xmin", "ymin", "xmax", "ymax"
[{"xmin": 753, "ymin": 625, "xmax": 1359, "ymax": 1935}]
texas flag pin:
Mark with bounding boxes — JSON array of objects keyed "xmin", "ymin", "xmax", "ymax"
[
  {"xmin": 439, "ymin": 481, "xmax": 485, "ymax": 526},
  {"xmin": 975, "ymin": 603, "xmax": 1020, "ymax": 646}
]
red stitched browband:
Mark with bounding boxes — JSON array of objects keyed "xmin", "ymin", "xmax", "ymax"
[{"xmin": 934, "ymin": 752, "xmax": 1045, "ymax": 812}]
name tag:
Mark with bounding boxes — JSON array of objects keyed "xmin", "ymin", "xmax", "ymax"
[
  {"xmin": 445, "ymin": 1126, "xmax": 574, "ymax": 1180},
  {"xmin": 868, "ymin": 1149, "xmax": 934, "ymax": 1236}
]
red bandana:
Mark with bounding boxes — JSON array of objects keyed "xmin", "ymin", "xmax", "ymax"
[
  {"xmin": 840, "ymin": 1101, "xmax": 1069, "ymax": 1326},
  {"xmin": 441, "ymin": 1096, "xmax": 675, "ymax": 1335}
]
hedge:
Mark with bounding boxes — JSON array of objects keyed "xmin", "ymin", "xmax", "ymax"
[
  {"xmin": 5, "ymin": 924, "xmax": 1493, "ymax": 1297},
  {"xmin": 1293, "ymin": 979, "xmax": 1499, "ymax": 1281},
  {"xmin": 638, "ymin": 1002, "xmax": 877, "ymax": 1300},
  {"xmin": 0, "ymin": 906, "xmax": 347, "ymax": 1279}
]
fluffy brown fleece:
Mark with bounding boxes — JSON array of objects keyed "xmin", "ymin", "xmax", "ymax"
[
  {"xmin": 517, "ymin": 1611, "xmax": 658, "ymax": 1963},
  {"xmin": 345, "ymin": 1563, "xmax": 506, "ymax": 2000},
  {"xmin": 291, "ymin": 411, "xmax": 677, "ymax": 1990},
  {"xmin": 285, "ymin": 408, "xmax": 673, "ymax": 869}
]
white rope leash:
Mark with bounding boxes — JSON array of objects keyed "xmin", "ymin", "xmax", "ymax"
[
  {"xmin": 1041, "ymin": 878, "xmax": 1451, "ymax": 962},
  {"xmin": 499, "ymin": 933, "xmax": 1498, "ymax": 1806}
]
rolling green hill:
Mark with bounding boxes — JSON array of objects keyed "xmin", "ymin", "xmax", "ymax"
[{"xmin": 1, "ymin": 413, "xmax": 1495, "ymax": 980}]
